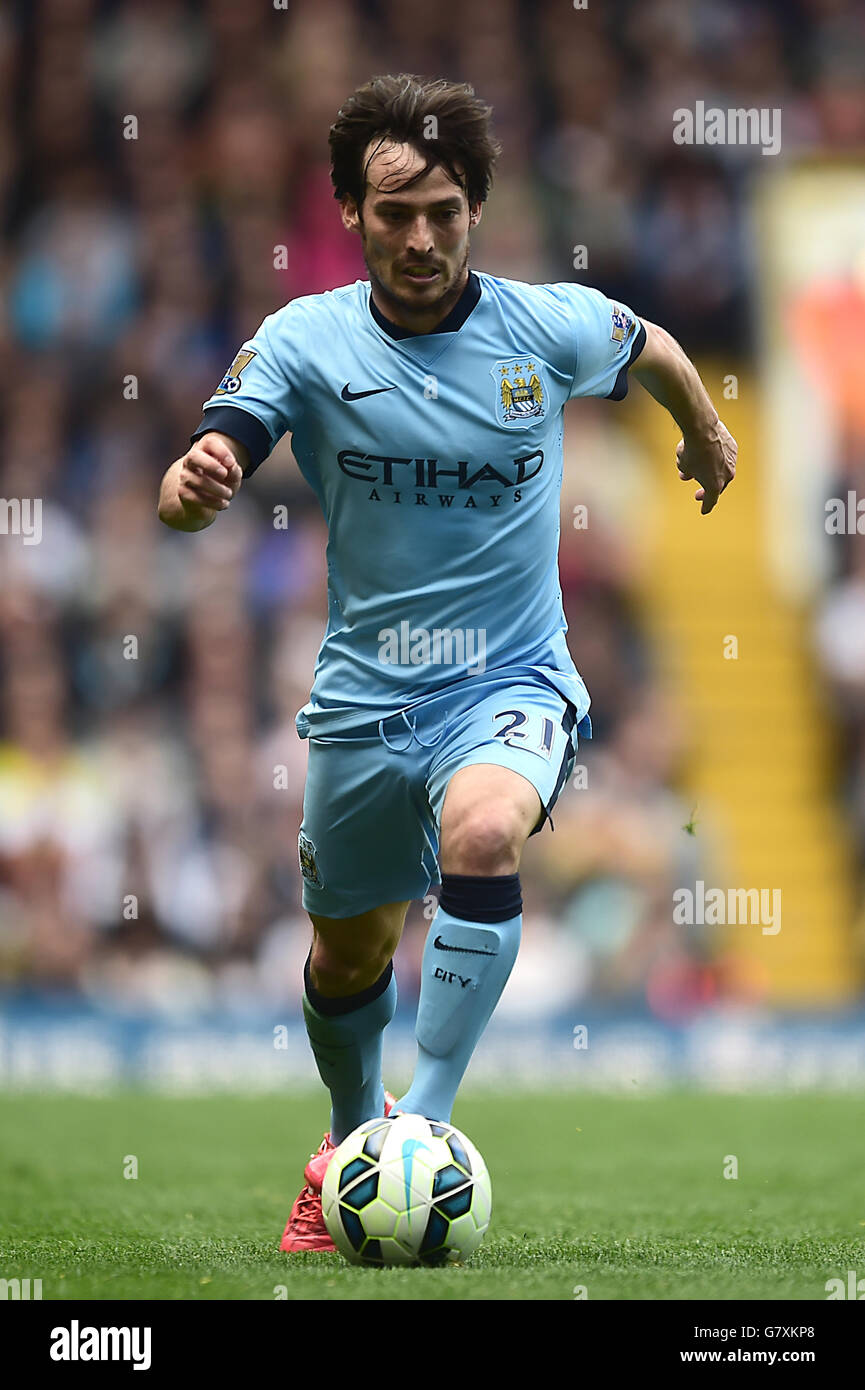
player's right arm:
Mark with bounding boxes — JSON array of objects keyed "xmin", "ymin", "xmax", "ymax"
[
  {"xmin": 162, "ymin": 306, "xmax": 304, "ymax": 530},
  {"xmin": 157, "ymin": 432, "xmax": 247, "ymax": 532}
]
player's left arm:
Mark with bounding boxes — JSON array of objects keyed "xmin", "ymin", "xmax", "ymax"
[{"xmin": 630, "ymin": 320, "xmax": 737, "ymax": 515}]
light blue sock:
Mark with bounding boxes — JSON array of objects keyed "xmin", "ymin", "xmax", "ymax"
[
  {"xmin": 395, "ymin": 905, "xmax": 521, "ymax": 1122},
  {"xmin": 303, "ymin": 960, "xmax": 397, "ymax": 1144}
]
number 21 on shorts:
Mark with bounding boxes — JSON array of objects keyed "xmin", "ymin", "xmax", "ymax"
[{"xmin": 492, "ymin": 708, "xmax": 556, "ymax": 759}]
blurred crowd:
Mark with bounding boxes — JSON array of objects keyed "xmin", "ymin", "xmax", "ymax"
[
  {"xmin": 1, "ymin": 0, "xmax": 863, "ymax": 1019},
  {"xmin": 815, "ymin": 393, "xmax": 865, "ymax": 904}
]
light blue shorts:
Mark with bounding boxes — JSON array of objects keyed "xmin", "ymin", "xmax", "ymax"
[{"xmin": 297, "ymin": 675, "xmax": 590, "ymax": 919}]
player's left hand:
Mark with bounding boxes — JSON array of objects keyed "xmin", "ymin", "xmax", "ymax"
[{"xmin": 676, "ymin": 421, "xmax": 737, "ymax": 515}]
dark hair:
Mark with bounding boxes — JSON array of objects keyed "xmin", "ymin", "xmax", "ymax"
[{"xmin": 329, "ymin": 74, "xmax": 500, "ymax": 209}]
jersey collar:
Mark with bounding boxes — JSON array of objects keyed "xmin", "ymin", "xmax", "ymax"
[{"xmin": 368, "ymin": 270, "xmax": 481, "ymax": 340}]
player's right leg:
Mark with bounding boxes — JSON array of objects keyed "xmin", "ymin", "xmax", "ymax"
[
  {"xmin": 303, "ymin": 898, "xmax": 408, "ymax": 1150},
  {"xmin": 281, "ymin": 899, "xmax": 407, "ymax": 1252},
  {"xmin": 281, "ymin": 728, "xmax": 437, "ymax": 1252}
]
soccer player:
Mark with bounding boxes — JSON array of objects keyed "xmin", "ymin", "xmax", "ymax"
[{"xmin": 158, "ymin": 75, "xmax": 736, "ymax": 1251}]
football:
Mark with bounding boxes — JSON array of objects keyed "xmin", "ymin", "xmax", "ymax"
[{"xmin": 321, "ymin": 1112, "xmax": 492, "ymax": 1266}]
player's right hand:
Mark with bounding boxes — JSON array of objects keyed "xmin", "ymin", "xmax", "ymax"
[{"xmin": 177, "ymin": 434, "xmax": 243, "ymax": 516}]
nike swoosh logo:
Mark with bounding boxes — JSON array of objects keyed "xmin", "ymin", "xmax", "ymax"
[
  {"xmin": 340, "ymin": 383, "xmax": 396, "ymax": 401},
  {"xmin": 434, "ymin": 935, "xmax": 497, "ymax": 957},
  {"xmin": 401, "ymin": 1138, "xmax": 430, "ymax": 1218}
]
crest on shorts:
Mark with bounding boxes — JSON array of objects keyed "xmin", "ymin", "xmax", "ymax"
[
  {"xmin": 610, "ymin": 305, "xmax": 636, "ymax": 345},
  {"xmin": 298, "ymin": 832, "xmax": 322, "ymax": 887},
  {"xmin": 215, "ymin": 348, "xmax": 256, "ymax": 395},
  {"xmin": 491, "ymin": 356, "xmax": 547, "ymax": 428}
]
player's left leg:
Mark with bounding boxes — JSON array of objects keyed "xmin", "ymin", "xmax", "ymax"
[
  {"xmin": 392, "ymin": 763, "xmax": 537, "ymax": 1121},
  {"xmin": 394, "ymin": 681, "xmax": 582, "ymax": 1121}
]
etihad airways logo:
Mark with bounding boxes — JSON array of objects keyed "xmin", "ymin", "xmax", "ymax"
[{"xmin": 337, "ymin": 449, "xmax": 544, "ymax": 507}]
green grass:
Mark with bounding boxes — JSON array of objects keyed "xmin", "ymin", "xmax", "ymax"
[{"xmin": 1, "ymin": 1090, "xmax": 863, "ymax": 1300}]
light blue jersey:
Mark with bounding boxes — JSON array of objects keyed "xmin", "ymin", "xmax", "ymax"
[{"xmin": 193, "ymin": 272, "xmax": 645, "ymax": 738}]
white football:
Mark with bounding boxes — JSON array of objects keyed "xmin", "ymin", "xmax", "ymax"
[{"xmin": 321, "ymin": 1112, "xmax": 492, "ymax": 1266}]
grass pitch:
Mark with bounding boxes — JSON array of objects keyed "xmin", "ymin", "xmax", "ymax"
[{"xmin": 1, "ymin": 1090, "xmax": 863, "ymax": 1300}]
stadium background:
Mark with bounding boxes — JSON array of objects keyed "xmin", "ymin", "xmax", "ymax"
[{"xmin": 2, "ymin": 0, "xmax": 865, "ymax": 1095}]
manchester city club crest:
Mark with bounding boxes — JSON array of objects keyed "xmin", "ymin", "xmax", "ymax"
[
  {"xmin": 298, "ymin": 831, "xmax": 322, "ymax": 887},
  {"xmin": 491, "ymin": 356, "xmax": 547, "ymax": 428}
]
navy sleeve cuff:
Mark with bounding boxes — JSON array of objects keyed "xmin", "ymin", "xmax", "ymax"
[
  {"xmin": 606, "ymin": 320, "xmax": 647, "ymax": 402},
  {"xmin": 190, "ymin": 406, "xmax": 273, "ymax": 478}
]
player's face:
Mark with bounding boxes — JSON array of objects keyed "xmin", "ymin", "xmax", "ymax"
[{"xmin": 341, "ymin": 140, "xmax": 482, "ymax": 331}]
